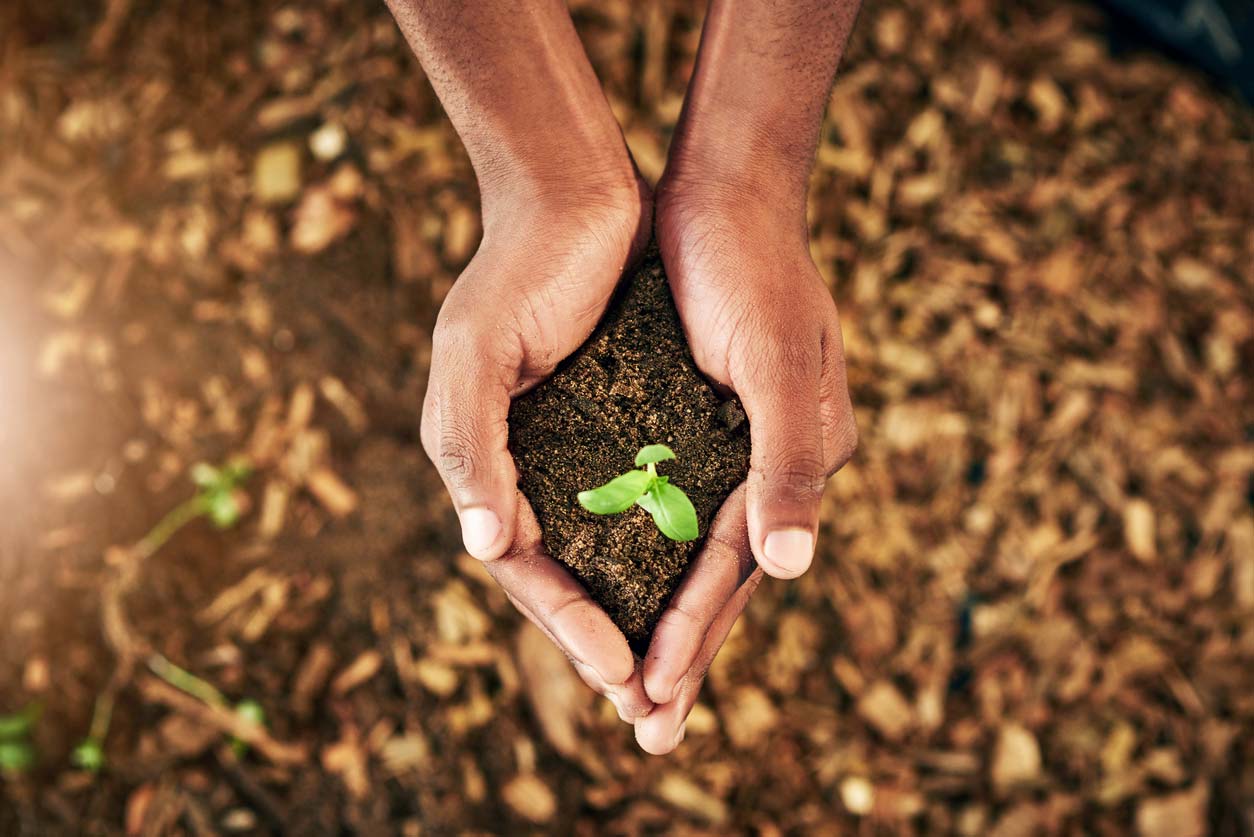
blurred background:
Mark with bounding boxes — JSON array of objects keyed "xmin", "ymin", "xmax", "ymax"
[{"xmin": 1, "ymin": 0, "xmax": 1253, "ymax": 834}]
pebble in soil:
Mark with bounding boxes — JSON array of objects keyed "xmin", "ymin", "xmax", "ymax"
[{"xmin": 508, "ymin": 246, "xmax": 751, "ymax": 653}]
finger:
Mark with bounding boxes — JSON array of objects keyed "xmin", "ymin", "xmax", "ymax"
[
  {"xmin": 736, "ymin": 331, "xmax": 826, "ymax": 580},
  {"xmin": 421, "ymin": 316, "xmax": 518, "ymax": 561},
  {"xmin": 643, "ymin": 486, "xmax": 754, "ymax": 704},
  {"xmin": 487, "ymin": 494, "xmax": 637, "ymax": 687},
  {"xmin": 819, "ymin": 322, "xmax": 858, "ymax": 475},
  {"xmin": 572, "ymin": 660, "xmax": 654, "ymax": 723},
  {"xmin": 506, "ymin": 591, "xmax": 653, "ymax": 721},
  {"xmin": 635, "ymin": 569, "xmax": 765, "ymax": 755}
]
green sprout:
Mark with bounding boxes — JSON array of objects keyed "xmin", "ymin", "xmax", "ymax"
[
  {"xmin": 190, "ymin": 459, "xmax": 252, "ymax": 530},
  {"xmin": 0, "ymin": 704, "xmax": 40, "ymax": 776},
  {"xmin": 577, "ymin": 444, "xmax": 699, "ymax": 542},
  {"xmin": 147, "ymin": 655, "xmax": 267, "ymax": 760},
  {"xmin": 71, "ymin": 739, "xmax": 105, "ymax": 772},
  {"xmin": 231, "ymin": 699, "xmax": 267, "ymax": 758},
  {"xmin": 73, "ymin": 458, "xmax": 254, "ymax": 775}
]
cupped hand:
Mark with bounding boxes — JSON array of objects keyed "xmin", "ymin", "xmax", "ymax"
[
  {"xmin": 421, "ymin": 172, "xmax": 657, "ymax": 720},
  {"xmin": 632, "ymin": 179, "xmax": 859, "ymax": 752}
]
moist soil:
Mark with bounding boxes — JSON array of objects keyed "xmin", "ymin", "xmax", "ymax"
[{"xmin": 508, "ymin": 246, "xmax": 751, "ymax": 653}]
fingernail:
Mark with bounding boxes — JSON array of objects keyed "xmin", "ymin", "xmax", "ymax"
[
  {"xmin": 671, "ymin": 722, "xmax": 687, "ymax": 749},
  {"xmin": 459, "ymin": 507, "xmax": 501, "ymax": 560},
  {"xmin": 763, "ymin": 529, "xmax": 815, "ymax": 578}
]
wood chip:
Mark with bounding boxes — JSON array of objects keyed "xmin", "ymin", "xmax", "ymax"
[
  {"xmin": 857, "ymin": 681, "xmax": 914, "ymax": 742},
  {"xmin": 291, "ymin": 642, "xmax": 336, "ymax": 716},
  {"xmin": 991, "ymin": 723, "xmax": 1042, "ymax": 794},
  {"xmin": 306, "ymin": 466, "xmax": 359, "ymax": 517},
  {"xmin": 1123, "ymin": 499, "xmax": 1157, "ymax": 562},
  {"xmin": 501, "ymin": 774, "xmax": 557, "ymax": 824},
  {"xmin": 1135, "ymin": 784, "xmax": 1208, "ymax": 837},
  {"xmin": 331, "ymin": 649, "xmax": 384, "ymax": 696},
  {"xmin": 322, "ymin": 723, "xmax": 370, "ymax": 801},
  {"xmin": 515, "ymin": 622, "xmax": 586, "ymax": 762},
  {"xmin": 655, "ymin": 773, "xmax": 728, "ymax": 825},
  {"xmin": 253, "ymin": 142, "xmax": 302, "ymax": 205}
]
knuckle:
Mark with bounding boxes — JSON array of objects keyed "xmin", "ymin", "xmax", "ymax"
[
  {"xmin": 761, "ymin": 454, "xmax": 828, "ymax": 501},
  {"xmin": 437, "ymin": 425, "xmax": 481, "ymax": 485}
]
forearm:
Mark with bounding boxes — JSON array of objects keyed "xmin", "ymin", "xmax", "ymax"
[
  {"xmin": 385, "ymin": 0, "xmax": 637, "ymax": 217},
  {"xmin": 665, "ymin": 0, "xmax": 862, "ymax": 215}
]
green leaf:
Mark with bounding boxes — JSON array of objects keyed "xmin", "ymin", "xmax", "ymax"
[
  {"xmin": 221, "ymin": 459, "xmax": 253, "ymax": 488},
  {"xmin": 207, "ymin": 490, "xmax": 241, "ymax": 529},
  {"xmin": 637, "ymin": 482, "xmax": 699, "ymax": 542},
  {"xmin": 235, "ymin": 699, "xmax": 266, "ymax": 728},
  {"xmin": 0, "ymin": 740, "xmax": 35, "ymax": 774},
  {"xmin": 634, "ymin": 444, "xmax": 676, "ymax": 467},
  {"xmin": 578, "ymin": 470, "xmax": 654, "ymax": 515},
  {"xmin": 231, "ymin": 699, "xmax": 267, "ymax": 758},
  {"xmin": 190, "ymin": 463, "xmax": 220, "ymax": 489},
  {"xmin": 71, "ymin": 739, "xmax": 105, "ymax": 773},
  {"xmin": 0, "ymin": 707, "xmax": 36, "ymax": 741}
]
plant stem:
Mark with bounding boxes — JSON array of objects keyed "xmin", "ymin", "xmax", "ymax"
[
  {"xmin": 646, "ymin": 463, "xmax": 657, "ymax": 478},
  {"xmin": 133, "ymin": 497, "xmax": 207, "ymax": 561},
  {"xmin": 146, "ymin": 654, "xmax": 229, "ymax": 709},
  {"xmin": 85, "ymin": 690, "xmax": 115, "ymax": 744}
]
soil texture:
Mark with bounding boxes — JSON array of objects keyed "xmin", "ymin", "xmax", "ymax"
[{"xmin": 508, "ymin": 246, "xmax": 751, "ymax": 652}]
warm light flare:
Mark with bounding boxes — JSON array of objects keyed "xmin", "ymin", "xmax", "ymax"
[{"xmin": 0, "ymin": 256, "xmax": 34, "ymax": 459}]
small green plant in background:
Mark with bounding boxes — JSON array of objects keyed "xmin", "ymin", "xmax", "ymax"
[
  {"xmin": 147, "ymin": 655, "xmax": 269, "ymax": 759},
  {"xmin": 231, "ymin": 699, "xmax": 267, "ymax": 758},
  {"xmin": 0, "ymin": 704, "xmax": 40, "ymax": 776},
  {"xmin": 73, "ymin": 458, "xmax": 255, "ymax": 774},
  {"xmin": 578, "ymin": 444, "xmax": 699, "ymax": 542}
]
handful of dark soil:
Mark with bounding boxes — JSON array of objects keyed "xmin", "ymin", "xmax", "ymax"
[{"xmin": 508, "ymin": 246, "xmax": 751, "ymax": 653}]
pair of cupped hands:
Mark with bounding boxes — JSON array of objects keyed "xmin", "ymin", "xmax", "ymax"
[{"xmin": 421, "ymin": 146, "xmax": 857, "ymax": 754}]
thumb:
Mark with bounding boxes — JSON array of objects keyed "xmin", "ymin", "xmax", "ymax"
[
  {"xmin": 421, "ymin": 322, "xmax": 518, "ymax": 562},
  {"xmin": 737, "ymin": 338, "xmax": 825, "ymax": 580}
]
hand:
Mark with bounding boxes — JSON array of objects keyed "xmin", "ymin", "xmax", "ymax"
[
  {"xmin": 389, "ymin": 0, "xmax": 862, "ymax": 753},
  {"xmin": 632, "ymin": 175, "xmax": 858, "ymax": 753},
  {"xmin": 421, "ymin": 171, "xmax": 657, "ymax": 721}
]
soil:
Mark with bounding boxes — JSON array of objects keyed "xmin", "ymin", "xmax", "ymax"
[{"xmin": 508, "ymin": 246, "xmax": 751, "ymax": 652}]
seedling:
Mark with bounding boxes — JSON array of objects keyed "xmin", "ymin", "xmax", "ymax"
[
  {"xmin": 74, "ymin": 458, "xmax": 254, "ymax": 774},
  {"xmin": 577, "ymin": 444, "xmax": 699, "ymax": 541},
  {"xmin": 0, "ymin": 704, "xmax": 39, "ymax": 776},
  {"xmin": 231, "ymin": 699, "xmax": 267, "ymax": 758},
  {"xmin": 147, "ymin": 654, "xmax": 268, "ymax": 759}
]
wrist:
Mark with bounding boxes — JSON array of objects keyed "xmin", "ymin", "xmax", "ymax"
[
  {"xmin": 481, "ymin": 154, "xmax": 650, "ymax": 253},
  {"xmin": 656, "ymin": 150, "xmax": 810, "ymax": 252},
  {"xmin": 659, "ymin": 123, "xmax": 813, "ymax": 232}
]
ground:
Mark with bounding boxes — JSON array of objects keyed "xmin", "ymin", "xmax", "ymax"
[{"xmin": 0, "ymin": 0, "xmax": 1252, "ymax": 834}]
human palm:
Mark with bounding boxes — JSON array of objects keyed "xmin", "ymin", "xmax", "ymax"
[{"xmin": 421, "ymin": 184, "xmax": 658, "ymax": 719}]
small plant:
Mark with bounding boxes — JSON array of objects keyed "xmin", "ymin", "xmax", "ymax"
[
  {"xmin": 231, "ymin": 699, "xmax": 267, "ymax": 758},
  {"xmin": 147, "ymin": 654, "xmax": 268, "ymax": 759},
  {"xmin": 577, "ymin": 444, "xmax": 699, "ymax": 542},
  {"xmin": 74, "ymin": 458, "xmax": 253, "ymax": 774},
  {"xmin": 71, "ymin": 737, "xmax": 105, "ymax": 773},
  {"xmin": 0, "ymin": 704, "xmax": 40, "ymax": 776}
]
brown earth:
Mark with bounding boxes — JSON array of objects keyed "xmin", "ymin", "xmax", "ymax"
[{"xmin": 509, "ymin": 246, "xmax": 750, "ymax": 652}]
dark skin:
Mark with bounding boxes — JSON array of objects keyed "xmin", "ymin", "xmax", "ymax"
[{"xmin": 387, "ymin": 0, "xmax": 861, "ymax": 754}]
